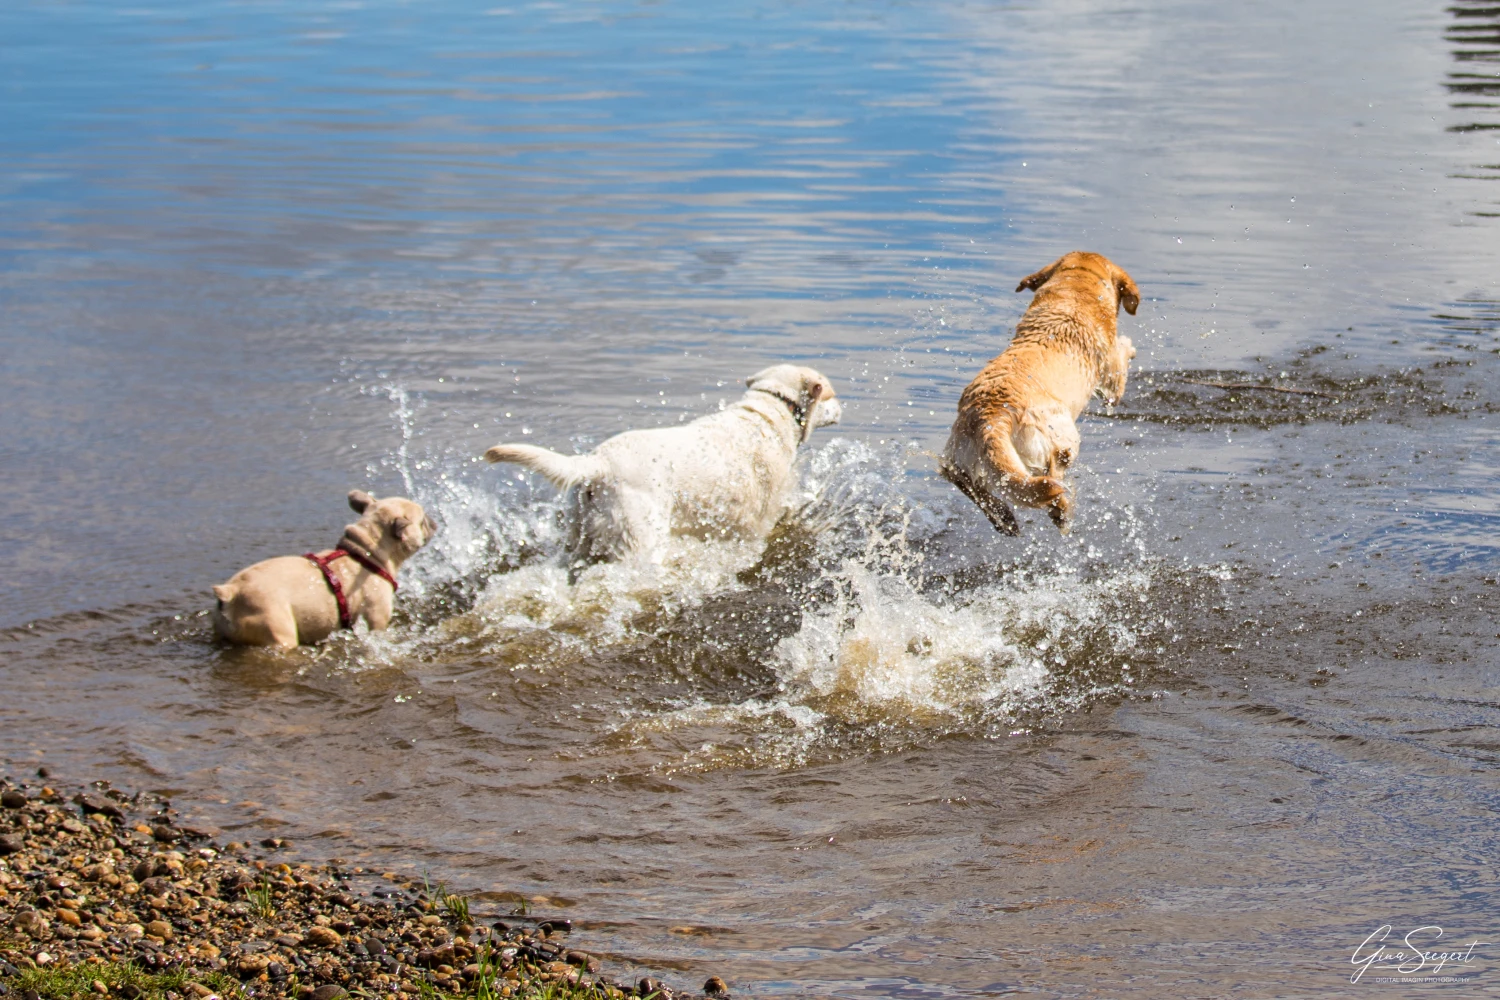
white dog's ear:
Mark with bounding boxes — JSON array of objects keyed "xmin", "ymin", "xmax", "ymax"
[
  {"xmin": 745, "ymin": 366, "xmax": 780, "ymax": 389},
  {"xmin": 390, "ymin": 515, "xmax": 412, "ymax": 540},
  {"xmin": 348, "ymin": 489, "xmax": 375, "ymax": 513}
]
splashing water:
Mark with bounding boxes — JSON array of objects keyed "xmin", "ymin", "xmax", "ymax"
[{"xmin": 334, "ymin": 384, "xmax": 1204, "ymax": 775}]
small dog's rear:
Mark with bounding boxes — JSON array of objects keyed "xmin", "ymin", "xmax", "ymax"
[{"xmin": 941, "ymin": 251, "xmax": 1139, "ymax": 535}]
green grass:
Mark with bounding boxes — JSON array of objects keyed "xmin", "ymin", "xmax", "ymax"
[
  {"xmin": 392, "ymin": 942, "xmax": 611, "ymax": 1000},
  {"xmin": 247, "ymin": 879, "xmax": 276, "ymax": 920},
  {"xmin": 2, "ymin": 961, "xmax": 243, "ymax": 1000},
  {"xmin": 439, "ymin": 891, "xmax": 471, "ymax": 927}
]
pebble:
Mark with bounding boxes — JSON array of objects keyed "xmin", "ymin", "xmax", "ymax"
[
  {"xmin": 703, "ymin": 977, "xmax": 728, "ymax": 996},
  {"xmin": 305, "ymin": 926, "xmax": 342, "ymax": 948},
  {"xmin": 0, "ymin": 774, "xmax": 727, "ymax": 1000}
]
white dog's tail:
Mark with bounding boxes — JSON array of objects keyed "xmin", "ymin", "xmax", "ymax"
[{"xmin": 483, "ymin": 443, "xmax": 608, "ymax": 489}]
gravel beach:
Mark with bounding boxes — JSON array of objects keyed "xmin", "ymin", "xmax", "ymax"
[{"xmin": 0, "ymin": 772, "xmax": 718, "ymax": 1000}]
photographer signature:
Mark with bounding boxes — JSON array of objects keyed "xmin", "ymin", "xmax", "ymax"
[{"xmin": 1350, "ymin": 924, "xmax": 1486, "ymax": 984}]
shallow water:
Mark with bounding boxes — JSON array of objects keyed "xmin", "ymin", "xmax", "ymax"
[{"xmin": 5, "ymin": 0, "xmax": 1500, "ymax": 995}]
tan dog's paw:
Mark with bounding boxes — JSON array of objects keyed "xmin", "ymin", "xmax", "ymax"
[
  {"xmin": 1049, "ymin": 496, "xmax": 1074, "ymax": 535},
  {"xmin": 1118, "ymin": 334, "xmax": 1136, "ymax": 360}
]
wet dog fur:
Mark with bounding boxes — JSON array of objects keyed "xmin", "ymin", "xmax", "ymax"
[
  {"xmin": 484, "ymin": 364, "xmax": 841, "ymax": 567},
  {"xmin": 940, "ymin": 251, "xmax": 1139, "ymax": 535},
  {"xmin": 211, "ymin": 490, "xmax": 435, "ymax": 647}
]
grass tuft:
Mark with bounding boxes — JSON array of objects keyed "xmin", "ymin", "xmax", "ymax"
[
  {"xmin": 247, "ymin": 878, "xmax": 276, "ymax": 920},
  {"xmin": 5, "ymin": 961, "xmax": 243, "ymax": 1000}
]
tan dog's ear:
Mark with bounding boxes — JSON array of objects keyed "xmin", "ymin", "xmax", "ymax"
[
  {"xmin": 391, "ymin": 516, "xmax": 412, "ymax": 541},
  {"xmin": 348, "ymin": 489, "xmax": 374, "ymax": 513},
  {"xmin": 1115, "ymin": 268, "xmax": 1140, "ymax": 316},
  {"xmin": 1016, "ymin": 256, "xmax": 1065, "ymax": 293}
]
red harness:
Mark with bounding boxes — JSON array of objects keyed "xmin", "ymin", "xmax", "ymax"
[{"xmin": 303, "ymin": 547, "xmax": 399, "ymax": 630}]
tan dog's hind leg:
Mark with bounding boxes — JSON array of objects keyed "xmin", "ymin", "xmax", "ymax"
[
  {"xmin": 939, "ymin": 461, "xmax": 1020, "ymax": 535},
  {"xmin": 213, "ymin": 586, "xmax": 301, "ymax": 648},
  {"xmin": 992, "ymin": 412, "xmax": 1074, "ymax": 534},
  {"xmin": 241, "ymin": 612, "xmax": 300, "ymax": 649}
]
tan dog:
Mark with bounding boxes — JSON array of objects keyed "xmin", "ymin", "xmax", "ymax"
[
  {"xmin": 940, "ymin": 251, "xmax": 1139, "ymax": 535},
  {"xmin": 212, "ymin": 490, "xmax": 435, "ymax": 647}
]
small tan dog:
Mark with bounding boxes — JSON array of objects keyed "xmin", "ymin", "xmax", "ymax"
[
  {"xmin": 212, "ymin": 490, "xmax": 435, "ymax": 647},
  {"xmin": 940, "ymin": 251, "xmax": 1139, "ymax": 535}
]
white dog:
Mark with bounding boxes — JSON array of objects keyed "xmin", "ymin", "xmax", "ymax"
[{"xmin": 484, "ymin": 364, "xmax": 841, "ymax": 564}]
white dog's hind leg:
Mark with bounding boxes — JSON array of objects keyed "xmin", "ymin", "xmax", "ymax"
[{"xmin": 614, "ymin": 486, "xmax": 673, "ymax": 564}]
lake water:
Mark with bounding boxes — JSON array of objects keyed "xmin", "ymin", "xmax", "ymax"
[{"xmin": 4, "ymin": 0, "xmax": 1500, "ymax": 995}]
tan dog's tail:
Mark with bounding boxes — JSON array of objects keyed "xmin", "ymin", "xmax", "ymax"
[
  {"xmin": 483, "ymin": 443, "xmax": 609, "ymax": 489},
  {"xmin": 212, "ymin": 584, "xmax": 235, "ymax": 609},
  {"xmin": 979, "ymin": 413, "xmax": 1073, "ymax": 533}
]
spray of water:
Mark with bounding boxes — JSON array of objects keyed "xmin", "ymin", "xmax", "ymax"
[{"xmin": 340, "ymin": 385, "xmax": 1217, "ymax": 773}]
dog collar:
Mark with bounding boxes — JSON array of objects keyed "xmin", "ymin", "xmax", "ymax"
[
  {"xmin": 336, "ymin": 542, "xmax": 399, "ymax": 591},
  {"xmin": 750, "ymin": 383, "xmax": 825, "ymax": 445},
  {"xmin": 750, "ymin": 386, "xmax": 813, "ymax": 426}
]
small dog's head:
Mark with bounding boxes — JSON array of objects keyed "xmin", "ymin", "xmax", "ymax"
[
  {"xmin": 1016, "ymin": 251, "xmax": 1140, "ymax": 316},
  {"xmin": 746, "ymin": 364, "xmax": 843, "ymax": 438},
  {"xmin": 345, "ymin": 489, "xmax": 437, "ymax": 560}
]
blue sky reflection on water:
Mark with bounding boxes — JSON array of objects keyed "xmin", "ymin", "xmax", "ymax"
[{"xmin": 5, "ymin": 3, "xmax": 1500, "ymax": 998}]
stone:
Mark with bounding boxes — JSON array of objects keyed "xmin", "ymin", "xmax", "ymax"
[
  {"xmin": 0, "ymin": 834, "xmax": 23, "ymax": 855},
  {"xmin": 73, "ymin": 793, "xmax": 123, "ymax": 819},
  {"xmin": 637, "ymin": 978, "xmax": 664, "ymax": 997},
  {"xmin": 146, "ymin": 919, "xmax": 174, "ymax": 940},
  {"xmin": 10, "ymin": 909, "xmax": 47, "ymax": 935},
  {"xmin": 703, "ymin": 977, "xmax": 728, "ymax": 996},
  {"xmin": 1, "ymin": 789, "xmax": 26, "ymax": 809},
  {"xmin": 54, "ymin": 908, "xmax": 83, "ymax": 927},
  {"xmin": 307, "ymin": 987, "xmax": 346, "ymax": 1000},
  {"xmin": 238, "ymin": 954, "xmax": 271, "ymax": 975},
  {"xmin": 152, "ymin": 825, "xmax": 180, "ymax": 843},
  {"xmin": 306, "ymin": 925, "xmax": 342, "ymax": 948}
]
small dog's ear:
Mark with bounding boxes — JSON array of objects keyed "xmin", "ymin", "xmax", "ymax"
[
  {"xmin": 1016, "ymin": 257, "xmax": 1064, "ymax": 293},
  {"xmin": 1116, "ymin": 269, "xmax": 1140, "ymax": 316},
  {"xmin": 348, "ymin": 489, "xmax": 375, "ymax": 513},
  {"xmin": 391, "ymin": 515, "xmax": 412, "ymax": 540}
]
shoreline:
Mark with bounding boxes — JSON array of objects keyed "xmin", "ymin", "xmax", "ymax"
[{"xmin": 0, "ymin": 771, "xmax": 722, "ymax": 1000}]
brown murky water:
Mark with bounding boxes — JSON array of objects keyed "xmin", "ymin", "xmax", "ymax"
[{"xmin": 5, "ymin": 0, "xmax": 1500, "ymax": 995}]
